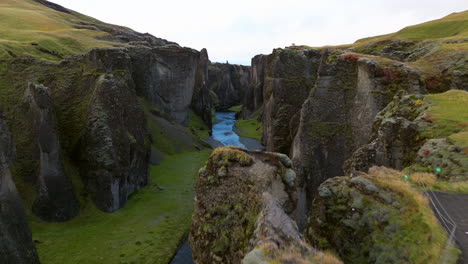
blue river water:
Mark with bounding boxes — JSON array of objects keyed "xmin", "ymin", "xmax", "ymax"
[
  {"xmin": 211, "ymin": 112, "xmax": 245, "ymax": 147},
  {"xmin": 169, "ymin": 112, "xmax": 248, "ymax": 264}
]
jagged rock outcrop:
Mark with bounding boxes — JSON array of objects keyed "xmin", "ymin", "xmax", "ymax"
[
  {"xmin": 191, "ymin": 48, "xmax": 213, "ymax": 127},
  {"xmin": 208, "ymin": 63, "xmax": 251, "ymax": 110},
  {"xmin": 77, "ymin": 49, "xmax": 151, "ymax": 212},
  {"xmin": 242, "ymin": 55, "xmax": 267, "ymax": 118},
  {"xmin": 290, "ymin": 50, "xmax": 425, "ymax": 202},
  {"xmin": 307, "ymin": 166, "xmax": 455, "ymax": 264},
  {"xmin": 22, "ymin": 83, "xmax": 79, "ymax": 221},
  {"xmin": 0, "ymin": 114, "xmax": 41, "ymax": 264},
  {"xmin": 190, "ymin": 147, "xmax": 342, "ymax": 264},
  {"xmin": 344, "ymin": 94, "xmax": 428, "ymax": 174},
  {"xmin": 262, "ymin": 48, "xmax": 322, "ymax": 154}
]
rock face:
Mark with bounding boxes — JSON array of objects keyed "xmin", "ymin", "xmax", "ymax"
[
  {"xmin": 4, "ymin": 40, "xmax": 212, "ymax": 214},
  {"xmin": 308, "ymin": 166, "xmax": 452, "ymax": 264},
  {"xmin": 77, "ymin": 49, "xmax": 151, "ymax": 212},
  {"xmin": 242, "ymin": 55, "xmax": 267, "ymax": 118},
  {"xmin": 208, "ymin": 63, "xmax": 251, "ymax": 110},
  {"xmin": 344, "ymin": 94, "xmax": 428, "ymax": 174},
  {"xmin": 190, "ymin": 147, "xmax": 342, "ymax": 264},
  {"xmin": 261, "ymin": 48, "xmax": 322, "ymax": 154},
  {"xmin": 130, "ymin": 45, "xmax": 201, "ymax": 126},
  {"xmin": 345, "ymin": 91, "xmax": 468, "ymax": 182},
  {"xmin": 0, "ymin": 115, "xmax": 41, "ymax": 264},
  {"xmin": 290, "ymin": 51, "xmax": 425, "ymax": 203},
  {"xmin": 191, "ymin": 48, "xmax": 213, "ymax": 127},
  {"xmin": 22, "ymin": 83, "xmax": 79, "ymax": 221}
]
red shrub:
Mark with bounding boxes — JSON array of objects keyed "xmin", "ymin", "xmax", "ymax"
[
  {"xmin": 424, "ymin": 73, "xmax": 452, "ymax": 93},
  {"xmin": 340, "ymin": 54, "xmax": 360, "ymax": 62},
  {"xmin": 422, "ymin": 114, "xmax": 434, "ymax": 123},
  {"xmin": 381, "ymin": 68, "xmax": 402, "ymax": 85}
]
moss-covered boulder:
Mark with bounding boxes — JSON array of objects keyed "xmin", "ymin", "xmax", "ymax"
[
  {"xmin": 308, "ymin": 166, "xmax": 459, "ymax": 264},
  {"xmin": 190, "ymin": 147, "xmax": 341, "ymax": 264}
]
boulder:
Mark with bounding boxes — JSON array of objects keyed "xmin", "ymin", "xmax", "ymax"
[{"xmin": 307, "ymin": 166, "xmax": 455, "ymax": 264}]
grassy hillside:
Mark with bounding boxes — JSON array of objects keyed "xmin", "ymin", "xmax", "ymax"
[
  {"xmin": 356, "ymin": 11, "xmax": 468, "ymax": 43},
  {"xmin": 0, "ymin": 0, "xmax": 138, "ymax": 60}
]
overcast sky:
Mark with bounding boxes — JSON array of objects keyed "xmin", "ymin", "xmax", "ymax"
[{"xmin": 53, "ymin": 0, "xmax": 466, "ymax": 65}]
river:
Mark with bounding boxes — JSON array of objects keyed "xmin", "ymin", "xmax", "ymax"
[{"xmin": 169, "ymin": 112, "xmax": 263, "ymax": 264}]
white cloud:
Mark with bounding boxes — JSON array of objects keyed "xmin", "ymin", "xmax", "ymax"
[{"xmin": 53, "ymin": 0, "xmax": 467, "ymax": 65}]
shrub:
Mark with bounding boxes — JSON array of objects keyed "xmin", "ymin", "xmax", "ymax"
[
  {"xmin": 340, "ymin": 53, "xmax": 360, "ymax": 62},
  {"xmin": 424, "ymin": 73, "xmax": 452, "ymax": 93}
]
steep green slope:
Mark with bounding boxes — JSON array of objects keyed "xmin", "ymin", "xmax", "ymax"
[
  {"xmin": 356, "ymin": 11, "xmax": 468, "ymax": 43},
  {"xmin": 0, "ymin": 0, "xmax": 168, "ymax": 60}
]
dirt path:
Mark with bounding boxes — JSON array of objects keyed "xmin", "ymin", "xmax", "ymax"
[{"xmin": 427, "ymin": 192, "xmax": 468, "ymax": 264}]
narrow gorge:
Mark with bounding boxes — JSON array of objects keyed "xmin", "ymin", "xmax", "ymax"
[{"xmin": 0, "ymin": 1, "xmax": 467, "ymax": 264}]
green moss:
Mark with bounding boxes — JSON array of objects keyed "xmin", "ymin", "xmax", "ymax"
[
  {"xmin": 189, "ymin": 110, "xmax": 210, "ymax": 141},
  {"xmin": 30, "ymin": 150, "xmax": 212, "ymax": 264}
]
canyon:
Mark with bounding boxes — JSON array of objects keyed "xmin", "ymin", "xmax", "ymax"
[{"xmin": 0, "ymin": 1, "xmax": 467, "ymax": 264}]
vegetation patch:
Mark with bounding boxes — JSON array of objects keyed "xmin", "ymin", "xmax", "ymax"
[
  {"xmin": 235, "ymin": 118, "xmax": 263, "ymax": 141},
  {"xmin": 422, "ymin": 90, "xmax": 468, "ymax": 141},
  {"xmin": 30, "ymin": 150, "xmax": 211, "ymax": 264},
  {"xmin": 227, "ymin": 104, "xmax": 243, "ymax": 113},
  {"xmin": 308, "ymin": 166, "xmax": 460, "ymax": 264}
]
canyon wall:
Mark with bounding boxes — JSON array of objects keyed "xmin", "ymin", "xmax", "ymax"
[
  {"xmin": 208, "ymin": 63, "xmax": 251, "ymax": 110},
  {"xmin": 247, "ymin": 47, "xmax": 427, "ymax": 227},
  {"xmin": 2, "ymin": 38, "xmax": 212, "ymax": 217}
]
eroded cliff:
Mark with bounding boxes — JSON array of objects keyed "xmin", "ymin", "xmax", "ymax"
[{"xmin": 0, "ymin": 115, "xmax": 41, "ymax": 264}]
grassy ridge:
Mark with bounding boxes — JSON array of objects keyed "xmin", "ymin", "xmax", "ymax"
[
  {"xmin": 0, "ymin": 0, "xmax": 123, "ymax": 60},
  {"xmin": 30, "ymin": 150, "xmax": 211, "ymax": 264},
  {"xmin": 356, "ymin": 11, "xmax": 468, "ymax": 43}
]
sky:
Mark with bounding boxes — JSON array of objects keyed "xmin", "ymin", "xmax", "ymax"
[{"xmin": 53, "ymin": 0, "xmax": 467, "ymax": 65}]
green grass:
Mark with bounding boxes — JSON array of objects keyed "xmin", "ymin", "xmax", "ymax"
[
  {"xmin": 235, "ymin": 118, "xmax": 262, "ymax": 141},
  {"xmin": 30, "ymin": 149, "xmax": 212, "ymax": 264},
  {"xmin": 189, "ymin": 110, "xmax": 210, "ymax": 141},
  {"xmin": 228, "ymin": 104, "xmax": 243, "ymax": 113},
  {"xmin": 432, "ymin": 181, "xmax": 468, "ymax": 193},
  {"xmin": 422, "ymin": 90, "xmax": 468, "ymax": 147},
  {"xmin": 0, "ymin": 0, "xmax": 125, "ymax": 60},
  {"xmin": 356, "ymin": 11, "xmax": 468, "ymax": 43}
]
